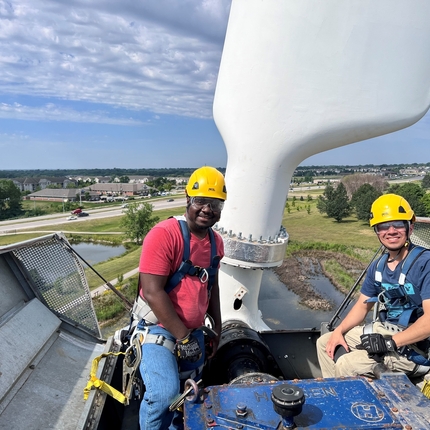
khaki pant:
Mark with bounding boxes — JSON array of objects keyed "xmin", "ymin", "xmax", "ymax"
[{"xmin": 316, "ymin": 322, "xmax": 416, "ymax": 378}]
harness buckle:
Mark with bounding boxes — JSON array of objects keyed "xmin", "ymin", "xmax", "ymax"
[
  {"xmin": 378, "ymin": 291, "xmax": 389, "ymax": 305},
  {"xmin": 155, "ymin": 335, "xmax": 166, "ymax": 346}
]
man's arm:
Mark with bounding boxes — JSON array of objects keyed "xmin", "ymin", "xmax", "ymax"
[
  {"xmin": 324, "ymin": 293, "xmax": 373, "ymax": 359},
  {"xmin": 139, "ymin": 272, "xmax": 189, "ymax": 340},
  {"xmin": 393, "ymin": 298, "xmax": 430, "ymax": 347}
]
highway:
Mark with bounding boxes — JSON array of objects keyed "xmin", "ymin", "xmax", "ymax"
[{"xmin": 0, "ymin": 198, "xmax": 186, "ymax": 234}]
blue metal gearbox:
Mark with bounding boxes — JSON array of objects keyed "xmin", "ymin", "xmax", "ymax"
[{"xmin": 184, "ymin": 373, "xmax": 430, "ymax": 429}]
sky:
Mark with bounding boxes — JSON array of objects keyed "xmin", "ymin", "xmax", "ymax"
[{"xmin": 1, "ymin": 0, "xmax": 430, "ymax": 171}]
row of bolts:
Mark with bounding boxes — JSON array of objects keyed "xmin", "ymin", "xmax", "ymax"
[{"xmin": 214, "ymin": 224, "xmax": 288, "ymax": 244}]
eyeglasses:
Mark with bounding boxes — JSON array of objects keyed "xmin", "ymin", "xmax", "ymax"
[
  {"xmin": 374, "ymin": 220, "xmax": 408, "ymax": 234},
  {"xmin": 190, "ymin": 197, "xmax": 224, "ymax": 212}
]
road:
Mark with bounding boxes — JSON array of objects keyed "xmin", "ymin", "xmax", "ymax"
[
  {"xmin": 0, "ymin": 198, "xmax": 186, "ymax": 234},
  {"xmin": 91, "ymin": 267, "xmax": 140, "ymax": 298}
]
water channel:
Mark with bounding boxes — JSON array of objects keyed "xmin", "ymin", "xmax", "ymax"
[
  {"xmin": 75, "ymin": 243, "xmax": 349, "ymax": 336},
  {"xmin": 72, "ymin": 242, "xmax": 126, "ymax": 265}
]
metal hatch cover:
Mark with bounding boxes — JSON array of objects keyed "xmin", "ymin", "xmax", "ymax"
[{"xmin": 184, "ymin": 374, "xmax": 430, "ymax": 429}]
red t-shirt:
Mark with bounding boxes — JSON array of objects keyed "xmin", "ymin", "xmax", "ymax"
[{"xmin": 139, "ymin": 217, "xmax": 224, "ymax": 329}]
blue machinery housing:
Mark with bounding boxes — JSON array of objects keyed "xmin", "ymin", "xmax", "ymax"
[{"xmin": 185, "ymin": 373, "xmax": 430, "ymax": 429}]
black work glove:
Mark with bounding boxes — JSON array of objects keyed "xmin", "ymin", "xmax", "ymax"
[
  {"xmin": 357, "ymin": 333, "xmax": 397, "ymax": 355},
  {"xmin": 175, "ymin": 332, "xmax": 202, "ymax": 363}
]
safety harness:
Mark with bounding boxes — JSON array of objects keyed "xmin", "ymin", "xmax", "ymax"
[
  {"xmin": 83, "ymin": 215, "xmax": 220, "ymax": 406},
  {"xmin": 127, "ymin": 216, "xmax": 220, "ymax": 383},
  {"xmin": 164, "ymin": 216, "xmax": 220, "ymax": 295},
  {"xmin": 368, "ymin": 245, "xmax": 430, "ymax": 368},
  {"xmin": 131, "ymin": 215, "xmax": 220, "ymax": 325}
]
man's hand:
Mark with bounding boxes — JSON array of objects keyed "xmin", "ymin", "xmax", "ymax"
[
  {"xmin": 325, "ymin": 329, "xmax": 350, "ymax": 360},
  {"xmin": 175, "ymin": 332, "xmax": 202, "ymax": 362},
  {"xmin": 357, "ymin": 333, "xmax": 397, "ymax": 355}
]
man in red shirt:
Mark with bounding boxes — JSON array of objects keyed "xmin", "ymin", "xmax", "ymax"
[{"xmin": 136, "ymin": 166, "xmax": 227, "ymax": 430}]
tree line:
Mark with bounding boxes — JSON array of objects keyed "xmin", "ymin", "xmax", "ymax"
[
  {"xmin": 317, "ymin": 173, "xmax": 430, "ymax": 223},
  {"xmin": 0, "ymin": 167, "xmax": 226, "ymax": 179},
  {"xmin": 2, "ymin": 172, "xmax": 430, "ymax": 223}
]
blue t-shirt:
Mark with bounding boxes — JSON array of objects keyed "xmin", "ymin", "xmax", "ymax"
[{"xmin": 361, "ymin": 246, "xmax": 430, "ymax": 322}]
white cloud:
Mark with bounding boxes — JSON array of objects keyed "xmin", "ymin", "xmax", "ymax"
[
  {"xmin": 0, "ymin": 0, "xmax": 231, "ymax": 120},
  {"xmin": 0, "ymin": 101, "xmax": 144, "ymax": 125}
]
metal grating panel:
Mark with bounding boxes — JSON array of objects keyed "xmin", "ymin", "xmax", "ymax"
[
  {"xmin": 12, "ymin": 235, "xmax": 101, "ymax": 338},
  {"xmin": 411, "ymin": 217, "xmax": 430, "ymax": 248}
]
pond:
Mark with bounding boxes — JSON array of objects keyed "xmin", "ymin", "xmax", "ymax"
[
  {"xmin": 259, "ymin": 269, "xmax": 347, "ymax": 331},
  {"xmin": 71, "ymin": 242, "xmax": 127, "ymax": 265}
]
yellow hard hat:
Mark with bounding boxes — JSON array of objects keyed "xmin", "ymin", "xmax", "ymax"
[
  {"xmin": 369, "ymin": 194, "xmax": 415, "ymax": 227},
  {"xmin": 186, "ymin": 166, "xmax": 227, "ymax": 200}
]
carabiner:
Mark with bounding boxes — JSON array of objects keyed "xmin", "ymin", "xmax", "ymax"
[{"xmin": 199, "ymin": 268, "xmax": 209, "ymax": 283}]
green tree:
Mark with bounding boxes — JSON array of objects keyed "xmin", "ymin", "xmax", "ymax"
[
  {"xmin": 386, "ymin": 183, "xmax": 401, "ymax": 195},
  {"xmin": 422, "ymin": 173, "xmax": 430, "ymax": 189},
  {"xmin": 326, "ymin": 182, "xmax": 351, "ymax": 222},
  {"xmin": 388, "ymin": 183, "xmax": 426, "ymax": 216},
  {"xmin": 316, "ymin": 182, "xmax": 335, "ymax": 215},
  {"xmin": 0, "ymin": 180, "xmax": 23, "ymax": 220},
  {"xmin": 421, "ymin": 193, "xmax": 430, "ymax": 216},
  {"xmin": 351, "ymin": 184, "xmax": 381, "ymax": 222},
  {"xmin": 120, "ymin": 202, "xmax": 159, "ymax": 244}
]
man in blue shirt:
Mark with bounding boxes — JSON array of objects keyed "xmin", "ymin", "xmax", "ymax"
[{"xmin": 317, "ymin": 194, "xmax": 430, "ymax": 378}]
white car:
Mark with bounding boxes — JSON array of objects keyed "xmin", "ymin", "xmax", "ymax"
[{"xmin": 67, "ymin": 216, "xmax": 77, "ymax": 221}]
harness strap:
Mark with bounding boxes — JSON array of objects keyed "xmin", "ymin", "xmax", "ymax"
[
  {"xmin": 398, "ymin": 346, "xmax": 430, "ymax": 367},
  {"xmin": 178, "ymin": 364, "xmax": 204, "ymax": 381},
  {"xmin": 133, "ymin": 217, "xmax": 219, "ymax": 323},
  {"xmin": 83, "ymin": 351, "xmax": 128, "ymax": 404},
  {"xmin": 371, "ymin": 245, "xmax": 430, "ymax": 366},
  {"xmin": 165, "ymin": 217, "xmax": 219, "ymax": 294},
  {"xmin": 374, "ymin": 246, "xmax": 427, "ymax": 317},
  {"xmin": 375, "ymin": 245, "xmax": 426, "ymax": 284},
  {"xmin": 140, "ymin": 329, "xmax": 204, "ymax": 379},
  {"xmin": 165, "ymin": 218, "xmax": 192, "ymax": 294},
  {"xmin": 143, "ymin": 333, "xmax": 176, "ymax": 353}
]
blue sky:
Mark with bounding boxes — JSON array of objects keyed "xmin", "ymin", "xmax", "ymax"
[{"xmin": 1, "ymin": 0, "xmax": 430, "ymax": 170}]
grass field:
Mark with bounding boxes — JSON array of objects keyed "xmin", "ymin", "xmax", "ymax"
[
  {"xmin": 1, "ymin": 196, "xmax": 380, "ymax": 283},
  {"xmin": 282, "ymin": 197, "xmax": 380, "ymax": 253},
  {"xmin": 6, "ymin": 181, "xmax": 422, "ymax": 325},
  {"xmin": 91, "ymin": 197, "xmax": 382, "ymax": 323}
]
